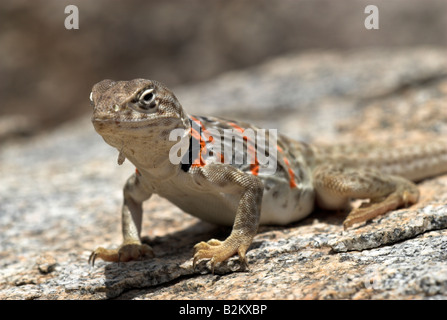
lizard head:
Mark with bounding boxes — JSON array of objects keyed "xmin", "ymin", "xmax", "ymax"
[
  {"xmin": 91, "ymin": 79, "xmax": 189, "ymax": 134},
  {"xmin": 90, "ymin": 79, "xmax": 191, "ymax": 167}
]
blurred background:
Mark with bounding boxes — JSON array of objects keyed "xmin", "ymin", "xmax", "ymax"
[{"xmin": 0, "ymin": 0, "xmax": 446, "ymax": 139}]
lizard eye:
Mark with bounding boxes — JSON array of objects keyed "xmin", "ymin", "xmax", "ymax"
[
  {"xmin": 141, "ymin": 89, "xmax": 154, "ymax": 103},
  {"xmin": 138, "ymin": 89, "xmax": 157, "ymax": 110},
  {"xmin": 128, "ymin": 87, "xmax": 159, "ymax": 114}
]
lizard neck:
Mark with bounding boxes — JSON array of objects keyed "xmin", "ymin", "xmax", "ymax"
[
  {"xmin": 98, "ymin": 115, "xmax": 191, "ymax": 179},
  {"xmin": 113, "ymin": 125, "xmax": 190, "ymax": 177},
  {"xmin": 127, "ymin": 151, "xmax": 180, "ymax": 180}
]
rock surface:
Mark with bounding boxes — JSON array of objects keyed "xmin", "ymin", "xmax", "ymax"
[{"xmin": 1, "ymin": 47, "xmax": 447, "ymax": 300}]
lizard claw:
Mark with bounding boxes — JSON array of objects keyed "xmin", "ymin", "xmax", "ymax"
[
  {"xmin": 192, "ymin": 238, "xmax": 249, "ymax": 272},
  {"xmin": 89, "ymin": 247, "xmax": 118, "ymax": 266}
]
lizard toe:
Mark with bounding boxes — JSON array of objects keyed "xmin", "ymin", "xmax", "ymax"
[
  {"xmin": 89, "ymin": 247, "xmax": 119, "ymax": 266},
  {"xmin": 118, "ymin": 242, "xmax": 155, "ymax": 262},
  {"xmin": 89, "ymin": 243, "xmax": 154, "ymax": 266},
  {"xmin": 192, "ymin": 238, "xmax": 249, "ymax": 272}
]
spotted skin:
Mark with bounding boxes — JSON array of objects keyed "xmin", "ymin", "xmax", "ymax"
[{"xmin": 89, "ymin": 79, "xmax": 447, "ymax": 269}]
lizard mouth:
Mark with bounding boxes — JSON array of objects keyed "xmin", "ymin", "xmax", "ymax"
[
  {"xmin": 92, "ymin": 115, "xmax": 184, "ymax": 134},
  {"xmin": 92, "ymin": 117, "xmax": 157, "ymax": 130}
]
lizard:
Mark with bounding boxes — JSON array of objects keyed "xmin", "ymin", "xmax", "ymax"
[{"xmin": 88, "ymin": 78, "xmax": 447, "ymax": 269}]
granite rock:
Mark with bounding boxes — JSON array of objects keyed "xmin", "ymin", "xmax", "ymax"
[{"xmin": 0, "ymin": 47, "xmax": 446, "ymax": 300}]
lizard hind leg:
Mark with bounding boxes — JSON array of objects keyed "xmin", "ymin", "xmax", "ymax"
[
  {"xmin": 312, "ymin": 164, "xmax": 420, "ymax": 229},
  {"xmin": 342, "ymin": 177, "xmax": 419, "ymax": 229}
]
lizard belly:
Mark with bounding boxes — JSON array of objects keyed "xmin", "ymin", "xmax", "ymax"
[
  {"xmin": 157, "ymin": 184, "xmax": 240, "ymax": 226},
  {"xmin": 259, "ymin": 176, "xmax": 315, "ymax": 225},
  {"xmin": 154, "ymin": 176, "xmax": 315, "ymax": 227}
]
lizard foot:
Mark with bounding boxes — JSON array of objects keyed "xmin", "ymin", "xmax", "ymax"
[
  {"xmin": 193, "ymin": 237, "xmax": 250, "ymax": 272},
  {"xmin": 89, "ymin": 242, "xmax": 154, "ymax": 266},
  {"xmin": 343, "ymin": 179, "xmax": 419, "ymax": 229}
]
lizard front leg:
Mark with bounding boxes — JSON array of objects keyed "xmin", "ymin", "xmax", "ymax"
[
  {"xmin": 313, "ymin": 164, "xmax": 419, "ymax": 229},
  {"xmin": 192, "ymin": 164, "xmax": 264, "ymax": 271},
  {"xmin": 89, "ymin": 173, "xmax": 154, "ymax": 265}
]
